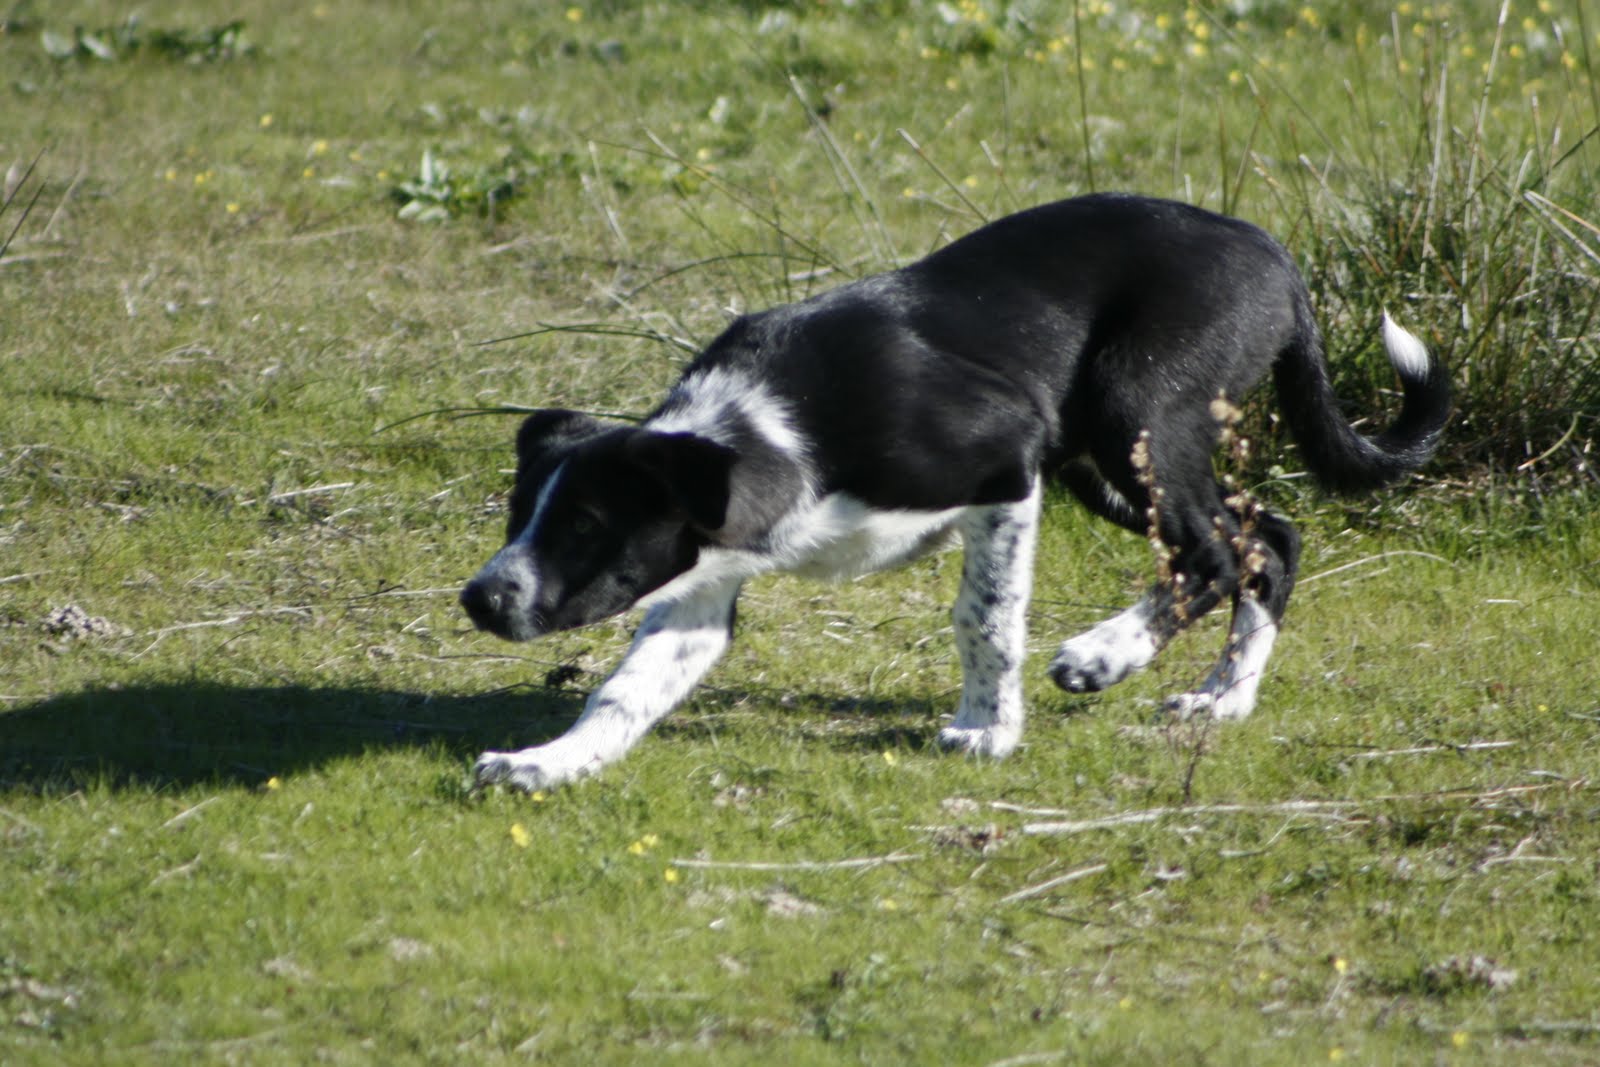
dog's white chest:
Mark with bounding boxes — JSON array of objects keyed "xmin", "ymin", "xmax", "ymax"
[{"xmin": 780, "ymin": 494, "xmax": 963, "ymax": 581}]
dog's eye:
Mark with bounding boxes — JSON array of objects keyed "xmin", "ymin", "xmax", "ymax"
[{"xmin": 570, "ymin": 512, "xmax": 598, "ymax": 536}]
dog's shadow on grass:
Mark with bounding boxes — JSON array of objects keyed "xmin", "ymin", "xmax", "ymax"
[
  {"xmin": 0, "ymin": 682, "xmax": 581, "ymax": 792},
  {"xmin": 0, "ymin": 683, "xmax": 949, "ymax": 792},
  {"xmin": 659, "ymin": 690, "xmax": 948, "ymax": 754}
]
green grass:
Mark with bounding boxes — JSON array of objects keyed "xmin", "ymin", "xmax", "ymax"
[{"xmin": 3, "ymin": 1, "xmax": 1599, "ymax": 1062}]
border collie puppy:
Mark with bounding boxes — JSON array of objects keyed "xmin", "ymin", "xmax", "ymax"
[{"xmin": 461, "ymin": 193, "xmax": 1450, "ymax": 792}]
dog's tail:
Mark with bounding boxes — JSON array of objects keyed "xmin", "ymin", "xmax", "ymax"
[{"xmin": 1272, "ymin": 303, "xmax": 1451, "ymax": 493}]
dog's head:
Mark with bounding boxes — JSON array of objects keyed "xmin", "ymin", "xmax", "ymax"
[{"xmin": 460, "ymin": 409, "xmax": 738, "ymax": 640}]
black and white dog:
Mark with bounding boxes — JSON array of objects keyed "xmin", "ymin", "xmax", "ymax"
[{"xmin": 461, "ymin": 193, "xmax": 1449, "ymax": 792}]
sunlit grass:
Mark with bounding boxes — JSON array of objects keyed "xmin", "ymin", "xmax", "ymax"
[{"xmin": 2, "ymin": 1, "xmax": 1598, "ymax": 1062}]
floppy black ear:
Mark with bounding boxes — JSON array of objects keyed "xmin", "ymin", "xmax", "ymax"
[
  {"xmin": 515, "ymin": 409, "xmax": 608, "ymax": 469},
  {"xmin": 625, "ymin": 431, "xmax": 737, "ymax": 533}
]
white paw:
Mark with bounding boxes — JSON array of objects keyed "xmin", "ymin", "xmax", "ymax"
[
  {"xmin": 1166, "ymin": 603, "xmax": 1276, "ymax": 722},
  {"xmin": 1164, "ymin": 680, "xmax": 1259, "ymax": 722},
  {"xmin": 1050, "ymin": 643, "xmax": 1136, "ymax": 692},
  {"xmin": 1049, "ymin": 602, "xmax": 1160, "ymax": 693},
  {"xmin": 936, "ymin": 721, "xmax": 1021, "ymax": 758},
  {"xmin": 1164, "ymin": 691, "xmax": 1213, "ymax": 721},
  {"xmin": 472, "ymin": 745, "xmax": 594, "ymax": 793}
]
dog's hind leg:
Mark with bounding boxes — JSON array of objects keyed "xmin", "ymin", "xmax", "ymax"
[
  {"xmin": 473, "ymin": 577, "xmax": 742, "ymax": 792},
  {"xmin": 1058, "ymin": 460, "xmax": 1145, "ymax": 533},
  {"xmin": 1164, "ymin": 595, "xmax": 1277, "ymax": 720},
  {"xmin": 1048, "ymin": 590, "xmax": 1166, "ymax": 693},
  {"xmin": 1049, "ymin": 422, "xmax": 1244, "ymax": 694},
  {"xmin": 1165, "ymin": 508, "xmax": 1300, "ymax": 720},
  {"xmin": 937, "ymin": 478, "xmax": 1042, "ymax": 758}
]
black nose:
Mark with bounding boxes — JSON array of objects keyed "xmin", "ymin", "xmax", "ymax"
[{"xmin": 460, "ymin": 577, "xmax": 512, "ymax": 630}]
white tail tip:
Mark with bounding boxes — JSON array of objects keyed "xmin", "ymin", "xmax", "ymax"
[{"xmin": 1381, "ymin": 311, "xmax": 1431, "ymax": 382}]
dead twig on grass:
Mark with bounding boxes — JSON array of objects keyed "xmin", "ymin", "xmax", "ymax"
[
  {"xmin": 993, "ymin": 779, "xmax": 1584, "ymax": 837},
  {"xmin": 1011, "ymin": 801, "xmax": 1358, "ymax": 836},
  {"xmin": 234, "ymin": 482, "xmax": 356, "ymax": 507},
  {"xmin": 161, "ymin": 796, "xmax": 220, "ymax": 830},
  {"xmin": 144, "ymin": 606, "xmax": 316, "ymax": 638},
  {"xmin": 669, "ymin": 851, "xmax": 920, "ymax": 873},
  {"xmin": 149, "ymin": 854, "xmax": 202, "ymax": 887},
  {"xmin": 998, "ymin": 863, "xmax": 1110, "ymax": 904},
  {"xmin": 1298, "ymin": 550, "xmax": 1451, "ymax": 585},
  {"xmin": 1345, "ymin": 740, "xmax": 1517, "ymax": 760}
]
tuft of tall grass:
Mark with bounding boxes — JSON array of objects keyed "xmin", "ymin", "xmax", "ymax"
[{"xmin": 1241, "ymin": 4, "xmax": 1600, "ymax": 487}]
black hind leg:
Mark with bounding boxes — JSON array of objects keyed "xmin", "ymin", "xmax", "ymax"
[
  {"xmin": 1245, "ymin": 508, "xmax": 1301, "ymax": 625},
  {"xmin": 1050, "ymin": 424, "xmax": 1244, "ymax": 692}
]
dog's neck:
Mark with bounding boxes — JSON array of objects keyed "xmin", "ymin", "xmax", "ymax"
[{"xmin": 710, "ymin": 434, "xmax": 812, "ymax": 549}]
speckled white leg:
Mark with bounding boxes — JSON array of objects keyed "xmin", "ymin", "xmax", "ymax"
[{"xmin": 937, "ymin": 480, "xmax": 1040, "ymax": 758}]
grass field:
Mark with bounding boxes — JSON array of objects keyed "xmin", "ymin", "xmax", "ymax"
[{"xmin": 3, "ymin": 1, "xmax": 1599, "ymax": 1062}]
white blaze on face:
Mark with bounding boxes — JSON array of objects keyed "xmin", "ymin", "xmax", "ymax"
[{"xmin": 473, "ymin": 460, "xmax": 568, "ymax": 598}]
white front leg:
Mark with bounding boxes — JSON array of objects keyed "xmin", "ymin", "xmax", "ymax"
[
  {"xmin": 937, "ymin": 479, "xmax": 1041, "ymax": 758},
  {"xmin": 473, "ymin": 578, "xmax": 741, "ymax": 792}
]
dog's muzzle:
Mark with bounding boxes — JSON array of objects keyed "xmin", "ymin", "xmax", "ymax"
[
  {"xmin": 459, "ymin": 575, "xmax": 507, "ymax": 631},
  {"xmin": 460, "ymin": 573, "xmax": 540, "ymax": 640}
]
